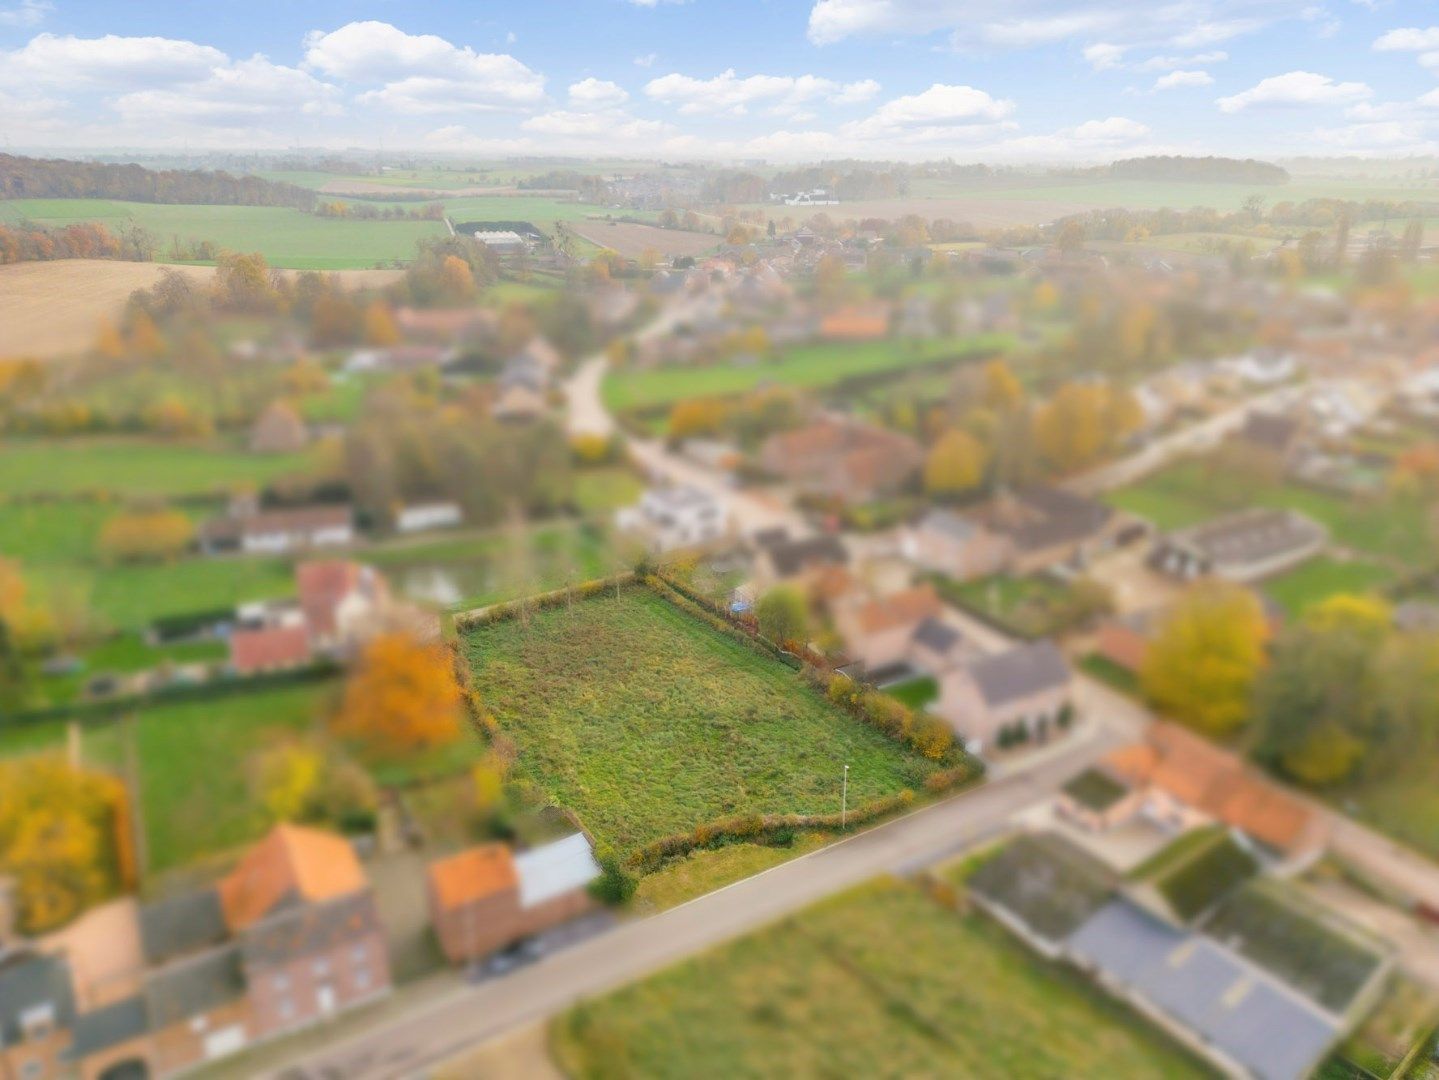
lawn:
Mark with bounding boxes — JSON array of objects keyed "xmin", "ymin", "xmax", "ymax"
[
  {"xmin": 1263, "ymin": 556, "xmax": 1396, "ymax": 615},
  {"xmin": 459, "ymin": 587, "xmax": 945, "ymax": 857},
  {"xmin": 571, "ymin": 466, "xmax": 644, "ymax": 516},
  {"xmin": 601, "ymin": 334, "xmax": 1010, "ymax": 412},
  {"xmin": 0, "ymin": 679, "xmax": 485, "ymax": 874},
  {"xmin": 1107, "ymin": 457, "xmax": 1433, "ymax": 565},
  {"xmin": 0, "ymin": 438, "xmax": 317, "ymax": 498},
  {"xmin": 0, "ymin": 198, "xmax": 444, "ymax": 269},
  {"xmin": 935, "ymin": 572, "xmax": 1077, "ymax": 639},
  {"xmin": 550, "ymin": 877, "xmax": 1212, "ymax": 1078},
  {"xmin": 1335, "ymin": 758, "xmax": 1439, "ymax": 862}
]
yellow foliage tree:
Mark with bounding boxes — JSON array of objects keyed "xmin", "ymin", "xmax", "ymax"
[
  {"xmin": 668, "ymin": 397, "xmax": 727, "ymax": 440},
  {"xmin": 363, "ymin": 301, "xmax": 400, "ymax": 347},
  {"xmin": 254, "ymin": 742, "xmax": 325, "ymax": 822},
  {"xmin": 126, "ymin": 311, "xmax": 165, "ymax": 358},
  {"xmin": 98, "ymin": 507, "xmax": 195, "ymax": 564},
  {"xmin": 1033, "ymin": 382, "xmax": 1107, "ymax": 470},
  {"xmin": 0, "ymin": 557, "xmax": 57, "ymax": 653},
  {"xmin": 440, "ymin": 255, "xmax": 476, "ymax": 299},
  {"xmin": 1139, "ymin": 582, "xmax": 1268, "ymax": 735},
  {"xmin": 0, "ymin": 757, "xmax": 130, "ymax": 933},
  {"xmin": 924, "ymin": 428, "xmax": 989, "ymax": 495},
  {"xmin": 981, "ymin": 359, "xmax": 1024, "ymax": 412},
  {"xmin": 331, "ymin": 633, "xmax": 462, "ymax": 758},
  {"xmin": 94, "ymin": 319, "xmax": 125, "ymax": 359}
]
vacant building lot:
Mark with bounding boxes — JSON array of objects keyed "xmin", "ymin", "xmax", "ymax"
[
  {"xmin": 550, "ymin": 877, "xmax": 1211, "ymax": 1078},
  {"xmin": 459, "ymin": 586, "xmax": 946, "ymax": 858}
]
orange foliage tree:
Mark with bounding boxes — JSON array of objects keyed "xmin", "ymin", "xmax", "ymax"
[{"xmin": 331, "ymin": 633, "xmax": 462, "ymax": 757}]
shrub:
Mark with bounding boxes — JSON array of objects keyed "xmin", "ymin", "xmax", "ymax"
[{"xmin": 589, "ymin": 854, "xmax": 638, "ymax": 904}]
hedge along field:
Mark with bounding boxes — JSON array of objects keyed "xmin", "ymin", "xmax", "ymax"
[
  {"xmin": 0, "ymin": 198, "xmax": 445, "ymax": 269},
  {"xmin": 459, "ymin": 587, "xmax": 945, "ymax": 858}
]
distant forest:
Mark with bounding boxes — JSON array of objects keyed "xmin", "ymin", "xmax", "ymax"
[
  {"xmin": 0, "ymin": 154, "xmax": 317, "ymax": 209},
  {"xmin": 1108, "ymin": 156, "xmax": 1290, "ymax": 185}
]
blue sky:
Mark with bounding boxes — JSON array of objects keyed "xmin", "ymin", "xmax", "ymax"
[{"xmin": 3, "ymin": 0, "xmax": 1439, "ymax": 160}]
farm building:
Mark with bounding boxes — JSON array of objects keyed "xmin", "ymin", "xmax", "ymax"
[{"xmin": 1149, "ymin": 508, "xmax": 1326, "ymax": 583}]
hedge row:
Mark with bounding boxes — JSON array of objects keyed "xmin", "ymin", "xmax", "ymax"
[
  {"xmin": 801, "ymin": 664, "xmax": 968, "ymax": 765},
  {"xmin": 452, "ymin": 572, "xmax": 637, "ymax": 631},
  {"xmin": 645, "ymin": 570, "xmax": 826, "ymax": 669}
]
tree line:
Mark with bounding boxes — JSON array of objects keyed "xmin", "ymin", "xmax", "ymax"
[
  {"xmin": 1108, "ymin": 155, "xmax": 1290, "ymax": 185},
  {"xmin": 0, "ymin": 153, "xmax": 316, "ymax": 209},
  {"xmin": 0, "ymin": 220, "xmax": 157, "ymax": 264}
]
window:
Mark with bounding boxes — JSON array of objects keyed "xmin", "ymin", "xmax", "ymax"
[
  {"xmin": 354, "ymin": 966, "xmax": 371, "ymax": 991},
  {"xmin": 311, "ymin": 957, "xmax": 331, "ymax": 977},
  {"xmin": 350, "ymin": 942, "xmax": 368, "ymax": 964},
  {"xmin": 190, "ymin": 1014, "xmax": 210, "ymax": 1033},
  {"xmin": 278, "ymin": 997, "xmax": 296, "ymax": 1022},
  {"xmin": 19, "ymin": 1003, "xmax": 54, "ymax": 1042}
]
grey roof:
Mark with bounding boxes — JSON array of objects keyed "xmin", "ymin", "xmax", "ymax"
[
  {"xmin": 1069, "ymin": 900, "xmax": 1338, "ymax": 1080},
  {"xmin": 239, "ymin": 891, "xmax": 381, "ymax": 969},
  {"xmin": 144, "ymin": 945, "xmax": 246, "ymax": 1029},
  {"xmin": 140, "ymin": 888, "xmax": 229, "ymax": 965},
  {"xmin": 911, "ymin": 617, "xmax": 963, "ymax": 656},
  {"xmin": 1242, "ymin": 411, "xmax": 1300, "ymax": 452},
  {"xmin": 0, "ymin": 948, "xmax": 76, "ymax": 1045},
  {"xmin": 918, "ymin": 508, "xmax": 979, "ymax": 543},
  {"xmin": 761, "ymin": 534, "xmax": 849, "ymax": 578},
  {"xmin": 69, "ymin": 995, "xmax": 148, "ymax": 1057},
  {"xmin": 966, "ymin": 640, "xmax": 1070, "ymax": 707},
  {"xmin": 992, "ymin": 487, "xmax": 1114, "ymax": 553},
  {"xmin": 1167, "ymin": 508, "xmax": 1325, "ymax": 568},
  {"xmin": 514, "ymin": 833, "xmax": 602, "ymax": 909}
]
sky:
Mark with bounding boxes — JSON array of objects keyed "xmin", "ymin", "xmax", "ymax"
[{"xmin": 4, "ymin": 0, "xmax": 1439, "ymax": 162}]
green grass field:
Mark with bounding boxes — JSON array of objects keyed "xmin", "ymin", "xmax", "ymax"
[
  {"xmin": 602, "ymin": 334, "xmax": 1010, "ymax": 412},
  {"xmin": 459, "ymin": 587, "xmax": 944, "ymax": 857},
  {"xmin": 0, "ymin": 198, "xmax": 444, "ymax": 269},
  {"xmin": 551, "ymin": 877, "xmax": 1211, "ymax": 1078},
  {"xmin": 1107, "ymin": 458, "xmax": 1432, "ymax": 565},
  {"xmin": 1263, "ymin": 556, "xmax": 1396, "ymax": 615},
  {"xmin": 0, "ymin": 438, "xmax": 317, "ymax": 498}
]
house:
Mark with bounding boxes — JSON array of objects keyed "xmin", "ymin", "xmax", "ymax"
[
  {"xmin": 344, "ymin": 344, "xmax": 456, "ymax": 374},
  {"xmin": 905, "ymin": 616, "xmax": 973, "ymax": 675},
  {"xmin": 394, "ymin": 306, "xmax": 498, "ymax": 344},
  {"xmin": 751, "ymin": 530, "xmax": 849, "ymax": 588},
  {"xmin": 833, "ymin": 585, "xmax": 944, "ymax": 671},
  {"xmin": 468, "ymin": 230, "xmax": 529, "ymax": 254},
  {"xmin": 1149, "ymin": 508, "xmax": 1326, "ymax": 583},
  {"xmin": 615, "ymin": 486, "xmax": 729, "ymax": 553},
  {"xmin": 1058, "ymin": 722, "xmax": 1326, "ymax": 870},
  {"xmin": 64, "ymin": 825, "xmax": 390, "ymax": 1080},
  {"xmin": 0, "ymin": 944, "xmax": 75, "ymax": 1080},
  {"xmin": 1237, "ymin": 411, "xmax": 1304, "ymax": 465},
  {"xmin": 758, "ymin": 418, "xmax": 921, "ymax": 504},
  {"xmin": 248, "ymin": 400, "xmax": 309, "ymax": 455},
  {"xmin": 199, "ymin": 504, "xmax": 354, "ymax": 557},
  {"xmin": 816, "ymin": 304, "xmax": 890, "ymax": 341},
  {"xmin": 933, "ymin": 640, "xmax": 1073, "ymax": 752},
  {"xmin": 228, "ymin": 623, "xmax": 313, "ymax": 676},
  {"xmin": 900, "ymin": 508, "xmax": 1011, "ymax": 582},
  {"xmin": 586, "ymin": 288, "xmax": 639, "ymax": 330},
  {"xmin": 296, "ymin": 559, "xmax": 393, "ymax": 654},
  {"xmin": 394, "ymin": 501, "xmax": 463, "ymax": 534},
  {"xmin": 1094, "ymin": 609, "xmax": 1160, "ymax": 674},
  {"xmin": 428, "ymin": 834, "xmax": 601, "ymax": 965},
  {"xmin": 1222, "ymin": 347, "xmax": 1297, "ymax": 386},
  {"xmin": 970, "ymin": 487, "xmax": 1124, "ymax": 576}
]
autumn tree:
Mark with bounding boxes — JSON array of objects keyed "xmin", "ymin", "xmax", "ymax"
[
  {"xmin": 981, "ymin": 359, "xmax": 1024, "ymax": 412},
  {"xmin": 0, "ymin": 558, "xmax": 57, "ymax": 655},
  {"xmin": 668, "ymin": 397, "xmax": 727, "ymax": 440},
  {"xmin": 0, "ymin": 757, "xmax": 132, "ymax": 933},
  {"xmin": 331, "ymin": 633, "xmax": 462, "ymax": 757},
  {"xmin": 363, "ymin": 300, "xmax": 400, "ymax": 347},
  {"xmin": 1033, "ymin": 382, "xmax": 1106, "ymax": 471},
  {"xmin": 98, "ymin": 506, "xmax": 195, "ymax": 563},
  {"xmin": 924, "ymin": 428, "xmax": 988, "ymax": 496},
  {"xmin": 1139, "ymin": 582, "xmax": 1268, "ymax": 735},
  {"xmin": 756, "ymin": 585, "xmax": 810, "ymax": 646}
]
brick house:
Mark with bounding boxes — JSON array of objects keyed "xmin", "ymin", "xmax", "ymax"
[
  {"xmin": 428, "ymin": 834, "xmax": 601, "ymax": 965},
  {"xmin": 0, "ymin": 946, "xmax": 75, "ymax": 1080},
  {"xmin": 933, "ymin": 640, "xmax": 1074, "ymax": 753},
  {"xmin": 832, "ymin": 584, "xmax": 944, "ymax": 672},
  {"xmin": 900, "ymin": 508, "xmax": 1011, "ymax": 581},
  {"xmin": 758, "ymin": 418, "xmax": 921, "ymax": 504},
  {"xmin": 66, "ymin": 824, "xmax": 390, "ymax": 1080}
]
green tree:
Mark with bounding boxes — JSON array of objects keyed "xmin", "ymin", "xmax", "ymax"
[{"xmin": 756, "ymin": 585, "xmax": 809, "ymax": 646}]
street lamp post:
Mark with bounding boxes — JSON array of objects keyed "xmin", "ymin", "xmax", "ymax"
[{"xmin": 842, "ymin": 763, "xmax": 849, "ymax": 829}]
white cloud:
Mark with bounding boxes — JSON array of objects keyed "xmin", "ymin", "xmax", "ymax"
[
  {"xmin": 841, "ymin": 82, "xmax": 1015, "ymax": 142},
  {"xmin": 1216, "ymin": 70, "xmax": 1371, "ymax": 112},
  {"xmin": 1134, "ymin": 49, "xmax": 1227, "ymax": 70},
  {"xmin": 1071, "ymin": 115, "xmax": 1150, "ymax": 139},
  {"xmin": 568, "ymin": 77, "xmax": 628, "ymax": 107},
  {"xmin": 1373, "ymin": 26, "xmax": 1439, "ymax": 50},
  {"xmin": 522, "ymin": 109, "xmax": 670, "ymax": 140},
  {"xmin": 111, "ymin": 55, "xmax": 340, "ymax": 127},
  {"xmin": 634, "ymin": 52, "xmax": 658, "ymax": 68},
  {"xmin": 644, "ymin": 68, "xmax": 882, "ymax": 115},
  {"xmin": 302, "ymin": 21, "xmax": 544, "ymax": 112},
  {"xmin": 807, "ymin": 0, "xmax": 1286, "ymax": 50},
  {"xmin": 0, "ymin": 0, "xmax": 50, "ymax": 27},
  {"xmin": 1084, "ymin": 42, "xmax": 1126, "ymax": 70},
  {"xmin": 1154, "ymin": 69, "xmax": 1213, "ymax": 89},
  {"xmin": 0, "ymin": 33, "xmax": 227, "ymax": 89}
]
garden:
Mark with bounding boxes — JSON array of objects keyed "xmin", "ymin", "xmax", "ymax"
[
  {"xmin": 458, "ymin": 584, "xmax": 960, "ymax": 862},
  {"xmin": 549, "ymin": 877, "xmax": 1212, "ymax": 1078}
]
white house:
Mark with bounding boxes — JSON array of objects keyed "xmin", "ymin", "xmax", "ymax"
[
  {"xmin": 616, "ymin": 486, "xmax": 729, "ymax": 553},
  {"xmin": 395, "ymin": 501, "xmax": 464, "ymax": 534}
]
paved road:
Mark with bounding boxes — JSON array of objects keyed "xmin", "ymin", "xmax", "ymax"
[{"xmin": 266, "ymin": 733, "xmax": 1123, "ymax": 1080}]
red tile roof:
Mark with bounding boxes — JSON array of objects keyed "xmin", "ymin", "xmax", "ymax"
[
  {"xmin": 428, "ymin": 845, "xmax": 519, "ymax": 912},
  {"xmin": 220, "ymin": 824, "xmax": 368, "ymax": 931},
  {"xmin": 229, "ymin": 625, "xmax": 312, "ymax": 674}
]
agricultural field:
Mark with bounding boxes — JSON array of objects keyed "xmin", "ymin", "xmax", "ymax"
[
  {"xmin": 0, "ymin": 198, "xmax": 444, "ymax": 269},
  {"xmin": 459, "ymin": 587, "xmax": 946, "ymax": 857},
  {"xmin": 602, "ymin": 334, "xmax": 1010, "ymax": 413},
  {"xmin": 550, "ymin": 877, "xmax": 1212, "ymax": 1078},
  {"xmin": 567, "ymin": 220, "xmax": 717, "ymax": 259},
  {"xmin": 0, "ymin": 437, "xmax": 318, "ymax": 498}
]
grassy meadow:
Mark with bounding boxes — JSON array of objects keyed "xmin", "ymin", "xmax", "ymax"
[
  {"xmin": 601, "ymin": 334, "xmax": 1011, "ymax": 413},
  {"xmin": 551, "ymin": 877, "xmax": 1212, "ymax": 1079},
  {"xmin": 459, "ymin": 587, "xmax": 945, "ymax": 857},
  {"xmin": 0, "ymin": 198, "xmax": 445, "ymax": 269}
]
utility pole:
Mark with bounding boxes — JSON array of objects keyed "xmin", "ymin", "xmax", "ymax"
[{"xmin": 841, "ymin": 764, "xmax": 849, "ymax": 829}]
